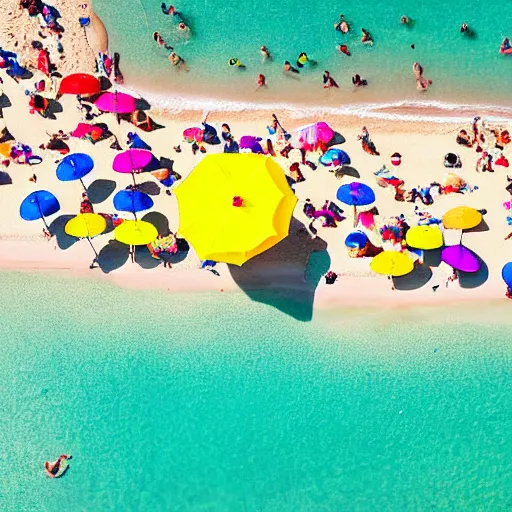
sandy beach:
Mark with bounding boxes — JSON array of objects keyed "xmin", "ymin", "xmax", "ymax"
[{"xmin": 0, "ymin": 1, "xmax": 511, "ymax": 312}]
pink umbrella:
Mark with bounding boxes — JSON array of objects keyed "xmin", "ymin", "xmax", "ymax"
[
  {"xmin": 113, "ymin": 149, "xmax": 153, "ymax": 186},
  {"xmin": 95, "ymin": 92, "xmax": 136, "ymax": 114},
  {"xmin": 297, "ymin": 122, "xmax": 334, "ymax": 152}
]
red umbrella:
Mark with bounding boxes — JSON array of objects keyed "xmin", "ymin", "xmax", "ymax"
[{"xmin": 59, "ymin": 73, "xmax": 101, "ymax": 95}]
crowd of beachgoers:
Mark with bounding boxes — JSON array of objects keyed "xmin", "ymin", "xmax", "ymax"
[{"xmin": 0, "ymin": 0, "xmax": 511, "ymax": 301}]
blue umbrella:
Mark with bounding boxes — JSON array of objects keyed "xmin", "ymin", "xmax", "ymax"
[
  {"xmin": 502, "ymin": 262, "xmax": 512, "ymax": 288},
  {"xmin": 336, "ymin": 182, "xmax": 376, "ymax": 227},
  {"xmin": 56, "ymin": 153, "xmax": 94, "ymax": 191},
  {"xmin": 319, "ymin": 148, "xmax": 351, "ymax": 167},
  {"xmin": 113, "ymin": 189, "xmax": 153, "ymax": 219},
  {"xmin": 345, "ymin": 230, "xmax": 369, "ymax": 249},
  {"xmin": 20, "ymin": 190, "xmax": 60, "ymax": 230}
]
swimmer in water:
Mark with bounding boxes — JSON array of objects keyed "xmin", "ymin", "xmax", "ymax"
[
  {"xmin": 228, "ymin": 58, "xmax": 246, "ymax": 69},
  {"xmin": 260, "ymin": 45, "xmax": 271, "ymax": 62},
  {"xmin": 153, "ymin": 32, "xmax": 173, "ymax": 50},
  {"xmin": 323, "ymin": 70, "xmax": 339, "ymax": 89},
  {"xmin": 400, "ymin": 15, "xmax": 409, "ymax": 25},
  {"xmin": 412, "ymin": 62, "xmax": 432, "ymax": 90},
  {"xmin": 283, "ymin": 60, "xmax": 300, "ymax": 74},
  {"xmin": 352, "ymin": 74, "xmax": 368, "ymax": 87},
  {"xmin": 334, "ymin": 14, "xmax": 349, "ymax": 33},
  {"xmin": 460, "ymin": 22, "xmax": 468, "ymax": 33},
  {"xmin": 361, "ymin": 28, "xmax": 373, "ymax": 45},
  {"xmin": 296, "ymin": 52, "xmax": 308, "ymax": 68},
  {"xmin": 257, "ymin": 74, "xmax": 267, "ymax": 89},
  {"xmin": 169, "ymin": 51, "xmax": 189, "ymax": 71},
  {"xmin": 337, "ymin": 44, "xmax": 351, "ymax": 56}
]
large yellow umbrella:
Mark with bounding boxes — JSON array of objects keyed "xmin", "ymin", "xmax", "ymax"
[
  {"xmin": 174, "ymin": 153, "xmax": 297, "ymax": 266},
  {"xmin": 114, "ymin": 219, "xmax": 158, "ymax": 263},
  {"xmin": 442, "ymin": 206, "xmax": 482, "ymax": 230},
  {"xmin": 65, "ymin": 213, "xmax": 107, "ymax": 265},
  {"xmin": 405, "ymin": 225, "xmax": 443, "ymax": 250},
  {"xmin": 370, "ymin": 251, "xmax": 414, "ymax": 277}
]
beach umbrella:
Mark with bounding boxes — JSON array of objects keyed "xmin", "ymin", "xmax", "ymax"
[
  {"xmin": 94, "ymin": 91, "xmax": 136, "ymax": 114},
  {"xmin": 345, "ymin": 231, "xmax": 369, "ymax": 249},
  {"xmin": 239, "ymin": 136, "xmax": 265, "ymax": 154},
  {"xmin": 319, "ymin": 148, "xmax": 351, "ymax": 167},
  {"xmin": 113, "ymin": 149, "xmax": 153, "ymax": 186},
  {"xmin": 405, "ymin": 225, "xmax": 443, "ymax": 250},
  {"xmin": 442, "ymin": 206, "xmax": 482, "ymax": 230},
  {"xmin": 58, "ymin": 73, "xmax": 101, "ymax": 96},
  {"xmin": 174, "ymin": 153, "xmax": 298, "ymax": 266},
  {"xmin": 65, "ymin": 213, "xmax": 107, "ymax": 261},
  {"xmin": 336, "ymin": 182, "xmax": 375, "ymax": 227},
  {"xmin": 114, "ymin": 219, "xmax": 158, "ymax": 263},
  {"xmin": 20, "ymin": 190, "xmax": 60, "ymax": 230},
  {"xmin": 113, "ymin": 189, "xmax": 154, "ymax": 219},
  {"xmin": 297, "ymin": 121, "xmax": 334, "ymax": 152},
  {"xmin": 501, "ymin": 262, "xmax": 512, "ymax": 287},
  {"xmin": 441, "ymin": 245, "xmax": 480, "ymax": 273},
  {"xmin": 183, "ymin": 127, "xmax": 203, "ymax": 143},
  {"xmin": 56, "ymin": 153, "xmax": 94, "ymax": 191},
  {"xmin": 370, "ymin": 251, "xmax": 414, "ymax": 277}
]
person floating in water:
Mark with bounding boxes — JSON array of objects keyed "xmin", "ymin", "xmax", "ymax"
[
  {"xmin": 500, "ymin": 37, "xmax": 512, "ymax": 54},
  {"xmin": 153, "ymin": 32, "xmax": 173, "ymax": 50},
  {"xmin": 361, "ymin": 28, "xmax": 373, "ymax": 45},
  {"xmin": 260, "ymin": 45, "xmax": 271, "ymax": 62},
  {"xmin": 460, "ymin": 22, "xmax": 468, "ymax": 33},
  {"xmin": 45, "ymin": 455, "xmax": 72, "ymax": 478},
  {"xmin": 334, "ymin": 14, "xmax": 349, "ymax": 33},
  {"xmin": 229, "ymin": 58, "xmax": 246, "ymax": 69},
  {"xmin": 400, "ymin": 15, "xmax": 410, "ymax": 25},
  {"xmin": 283, "ymin": 60, "xmax": 300, "ymax": 74},
  {"xmin": 323, "ymin": 70, "xmax": 339, "ymax": 88},
  {"xmin": 337, "ymin": 44, "xmax": 351, "ymax": 56},
  {"xmin": 352, "ymin": 73, "xmax": 368, "ymax": 87}
]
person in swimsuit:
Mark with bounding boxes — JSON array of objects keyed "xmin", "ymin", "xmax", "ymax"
[
  {"xmin": 460, "ymin": 23, "xmax": 468, "ymax": 33},
  {"xmin": 323, "ymin": 70, "xmax": 339, "ymax": 88},
  {"xmin": 334, "ymin": 14, "xmax": 349, "ymax": 33},
  {"xmin": 361, "ymin": 28, "xmax": 373, "ymax": 45},
  {"xmin": 257, "ymin": 74, "xmax": 267, "ymax": 88},
  {"xmin": 400, "ymin": 15, "xmax": 409, "ymax": 25},
  {"xmin": 260, "ymin": 45, "xmax": 271, "ymax": 62},
  {"xmin": 153, "ymin": 32, "xmax": 173, "ymax": 50},
  {"xmin": 169, "ymin": 52, "xmax": 188, "ymax": 71},
  {"xmin": 337, "ymin": 44, "xmax": 351, "ymax": 56},
  {"xmin": 283, "ymin": 61, "xmax": 300, "ymax": 74},
  {"xmin": 352, "ymin": 74, "xmax": 368, "ymax": 87}
]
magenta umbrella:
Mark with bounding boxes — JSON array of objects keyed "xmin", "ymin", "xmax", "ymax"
[
  {"xmin": 441, "ymin": 245, "xmax": 480, "ymax": 273},
  {"xmin": 95, "ymin": 92, "xmax": 136, "ymax": 114},
  {"xmin": 113, "ymin": 149, "xmax": 153, "ymax": 186}
]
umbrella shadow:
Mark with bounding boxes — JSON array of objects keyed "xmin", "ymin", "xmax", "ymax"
[
  {"xmin": 135, "ymin": 98, "xmax": 151, "ymax": 111},
  {"xmin": 0, "ymin": 171, "xmax": 12, "ymax": 185},
  {"xmin": 459, "ymin": 258, "xmax": 489, "ymax": 289},
  {"xmin": 393, "ymin": 263, "xmax": 433, "ymax": 290},
  {"xmin": 135, "ymin": 246, "xmax": 161, "ymax": 269},
  {"xmin": 423, "ymin": 248, "xmax": 442, "ymax": 268},
  {"xmin": 87, "ymin": 179, "xmax": 117, "ymax": 203},
  {"xmin": 159, "ymin": 157, "xmax": 174, "ymax": 170},
  {"xmin": 141, "ymin": 211, "xmax": 171, "ymax": 235},
  {"xmin": 228, "ymin": 218, "xmax": 328, "ymax": 322},
  {"xmin": 46, "ymin": 99, "xmax": 63, "ymax": 120},
  {"xmin": 0, "ymin": 94, "xmax": 12, "ymax": 109},
  {"xmin": 333, "ymin": 166, "xmax": 360, "ymax": 180},
  {"xmin": 464, "ymin": 219, "xmax": 490, "ymax": 234},
  {"xmin": 97, "ymin": 240, "xmax": 129, "ymax": 273},
  {"xmin": 48, "ymin": 214, "xmax": 77, "ymax": 250},
  {"xmin": 327, "ymin": 132, "xmax": 346, "ymax": 147},
  {"xmin": 142, "ymin": 155, "xmax": 162, "ymax": 172},
  {"xmin": 138, "ymin": 181, "xmax": 161, "ymax": 196}
]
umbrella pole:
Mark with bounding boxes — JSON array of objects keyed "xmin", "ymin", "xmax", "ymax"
[
  {"xmin": 130, "ymin": 244, "xmax": 135, "ymax": 263},
  {"xmin": 80, "ymin": 178, "xmax": 87, "ymax": 193},
  {"xmin": 86, "ymin": 236, "xmax": 99, "ymax": 258},
  {"xmin": 353, "ymin": 205, "xmax": 357, "ymax": 228},
  {"xmin": 36, "ymin": 197, "xmax": 51, "ymax": 233},
  {"xmin": 131, "ymin": 171, "xmax": 137, "ymax": 187}
]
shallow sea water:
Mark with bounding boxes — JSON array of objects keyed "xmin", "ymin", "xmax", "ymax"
[
  {"xmin": 94, "ymin": 0, "xmax": 512, "ymax": 109},
  {"xmin": 0, "ymin": 271, "xmax": 511, "ymax": 510}
]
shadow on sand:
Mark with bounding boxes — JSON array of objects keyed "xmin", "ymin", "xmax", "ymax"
[
  {"xmin": 459, "ymin": 258, "xmax": 489, "ymax": 289},
  {"xmin": 393, "ymin": 263, "xmax": 433, "ymax": 291},
  {"xmin": 228, "ymin": 218, "xmax": 328, "ymax": 322},
  {"xmin": 48, "ymin": 214, "xmax": 76, "ymax": 250},
  {"xmin": 87, "ymin": 179, "xmax": 117, "ymax": 204},
  {"xmin": 97, "ymin": 240, "xmax": 129, "ymax": 273}
]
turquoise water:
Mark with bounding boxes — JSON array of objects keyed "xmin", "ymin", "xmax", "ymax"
[
  {"xmin": 94, "ymin": 0, "xmax": 512, "ymax": 110},
  {"xmin": 1, "ymin": 271, "xmax": 512, "ymax": 510}
]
